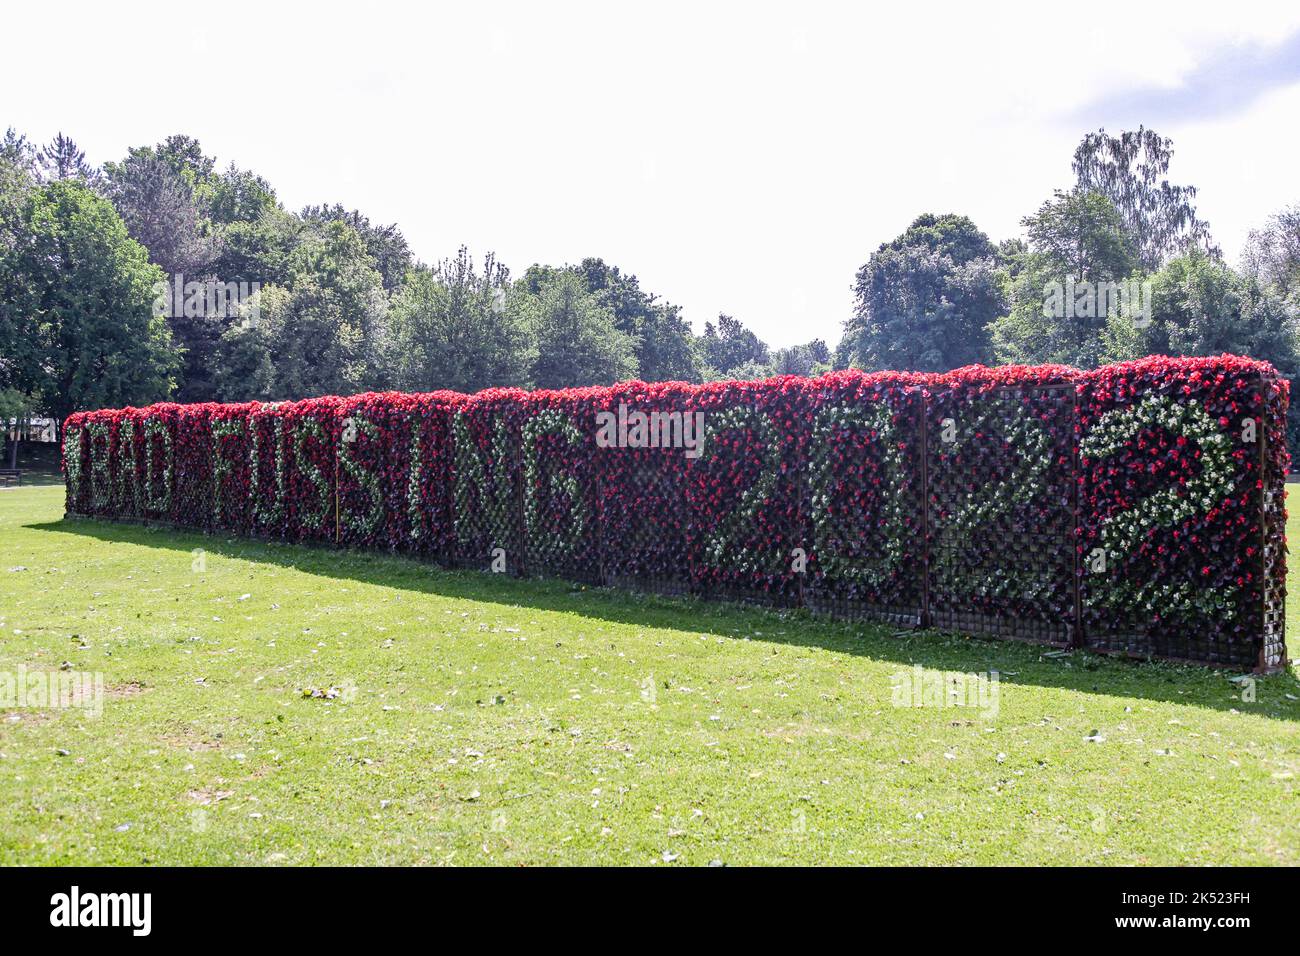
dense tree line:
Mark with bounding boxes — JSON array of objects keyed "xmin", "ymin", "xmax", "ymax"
[
  {"xmin": 1, "ymin": 128, "xmax": 813, "ymax": 434},
  {"xmin": 841, "ymin": 126, "xmax": 1300, "ymax": 448},
  {"xmin": 2, "ymin": 124, "xmax": 1298, "ymax": 453}
]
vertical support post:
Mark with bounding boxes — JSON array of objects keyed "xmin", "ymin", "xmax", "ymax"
[
  {"xmin": 596, "ymin": 452, "xmax": 608, "ymax": 587},
  {"xmin": 1256, "ymin": 380, "xmax": 1271, "ymax": 673},
  {"xmin": 1070, "ymin": 387, "xmax": 1084, "ymax": 649},
  {"xmin": 514, "ymin": 435, "xmax": 527, "ymax": 577},
  {"xmin": 918, "ymin": 392, "xmax": 931, "ymax": 629},
  {"xmin": 795, "ymin": 449, "xmax": 806, "ymax": 611}
]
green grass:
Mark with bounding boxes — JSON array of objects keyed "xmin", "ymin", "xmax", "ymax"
[{"xmin": 1, "ymin": 485, "xmax": 1298, "ymax": 865}]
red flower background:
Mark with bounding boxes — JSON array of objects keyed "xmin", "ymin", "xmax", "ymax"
[{"xmin": 62, "ymin": 355, "xmax": 1289, "ymax": 671}]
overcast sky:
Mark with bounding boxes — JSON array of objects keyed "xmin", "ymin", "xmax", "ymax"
[{"xmin": 4, "ymin": 0, "xmax": 1300, "ymax": 348}]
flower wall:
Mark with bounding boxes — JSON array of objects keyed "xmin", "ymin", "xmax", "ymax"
[{"xmin": 62, "ymin": 355, "xmax": 1289, "ymax": 671}]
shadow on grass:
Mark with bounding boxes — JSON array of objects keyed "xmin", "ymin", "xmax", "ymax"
[{"xmin": 28, "ymin": 515, "xmax": 1300, "ymax": 722}]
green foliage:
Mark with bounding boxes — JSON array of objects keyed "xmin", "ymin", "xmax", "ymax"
[
  {"xmin": 230, "ymin": 220, "xmax": 390, "ymax": 399},
  {"xmin": 0, "ymin": 180, "xmax": 177, "ymax": 424},
  {"xmin": 843, "ymin": 214, "xmax": 1003, "ymax": 371},
  {"xmin": 0, "ymin": 387, "xmax": 31, "ymax": 422},
  {"xmin": 103, "ymin": 144, "xmax": 211, "ymax": 278},
  {"xmin": 213, "ymin": 220, "xmax": 392, "ymax": 401},
  {"xmin": 387, "ymin": 248, "xmax": 532, "ymax": 394},
  {"xmin": 1022, "ymin": 190, "xmax": 1137, "ymax": 282},
  {"xmin": 208, "ymin": 165, "xmax": 279, "ymax": 227},
  {"xmin": 13, "ymin": 119, "xmax": 1296, "ymax": 433},
  {"xmin": 212, "ymin": 317, "xmax": 276, "ymax": 402},
  {"xmin": 5, "ymin": 126, "xmax": 844, "ymax": 407},
  {"xmin": 570, "ymin": 258, "xmax": 701, "ymax": 382},
  {"xmin": 1072, "ymin": 126, "xmax": 1217, "ymax": 270},
  {"xmin": 1143, "ymin": 250, "xmax": 1300, "ymax": 450},
  {"xmin": 102, "ymin": 137, "xmax": 295, "ymax": 402},
  {"xmin": 1243, "ymin": 204, "xmax": 1300, "ymax": 300},
  {"xmin": 102, "ymin": 142, "xmax": 218, "ymax": 400},
  {"xmin": 37, "ymin": 133, "xmax": 101, "ymax": 188},
  {"xmin": 207, "ymin": 203, "xmax": 301, "ymax": 289},
  {"xmin": 989, "ymin": 259, "xmax": 1140, "ymax": 369},
  {"xmin": 700, "ymin": 313, "xmax": 770, "ymax": 377},
  {"xmin": 0, "ymin": 145, "xmax": 37, "ymax": 395},
  {"xmin": 881, "ymin": 212, "xmax": 998, "ymax": 264},
  {"xmin": 772, "ymin": 338, "xmax": 831, "ymax": 377},
  {"xmin": 989, "ymin": 191, "xmax": 1146, "ymax": 368},
  {"xmin": 516, "ymin": 270, "xmax": 639, "ymax": 389},
  {"xmin": 0, "ymin": 128, "xmax": 39, "ymax": 177},
  {"xmin": 301, "ymin": 203, "xmax": 412, "ymax": 293}
]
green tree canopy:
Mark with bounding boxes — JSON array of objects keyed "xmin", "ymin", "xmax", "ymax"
[
  {"xmin": 880, "ymin": 212, "xmax": 998, "ymax": 264},
  {"xmin": 1022, "ymin": 190, "xmax": 1137, "ymax": 282},
  {"xmin": 0, "ymin": 180, "xmax": 177, "ymax": 426},
  {"xmin": 700, "ymin": 313, "xmax": 770, "ymax": 377},
  {"xmin": 217, "ymin": 219, "xmax": 389, "ymax": 400},
  {"xmin": 516, "ymin": 270, "xmax": 638, "ymax": 389},
  {"xmin": 1143, "ymin": 249, "xmax": 1300, "ymax": 450},
  {"xmin": 1242, "ymin": 204, "xmax": 1300, "ymax": 301},
  {"xmin": 771, "ymin": 338, "xmax": 831, "ymax": 377},
  {"xmin": 1072, "ymin": 126, "xmax": 1217, "ymax": 270},
  {"xmin": 569, "ymin": 258, "xmax": 700, "ymax": 382},
  {"xmin": 1145, "ymin": 250, "xmax": 1300, "ymax": 362},
  {"xmin": 386, "ymin": 247, "xmax": 532, "ymax": 395},
  {"xmin": 842, "ymin": 214, "xmax": 1002, "ymax": 372},
  {"xmin": 988, "ymin": 190, "xmax": 1143, "ymax": 368},
  {"xmin": 301, "ymin": 203, "xmax": 412, "ymax": 293}
]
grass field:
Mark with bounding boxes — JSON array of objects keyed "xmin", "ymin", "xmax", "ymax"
[{"xmin": 1, "ymin": 483, "xmax": 1298, "ymax": 865}]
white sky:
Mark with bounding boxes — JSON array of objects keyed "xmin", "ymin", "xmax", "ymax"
[{"xmin": 4, "ymin": 0, "xmax": 1300, "ymax": 348}]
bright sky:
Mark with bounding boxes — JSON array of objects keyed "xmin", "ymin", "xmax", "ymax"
[{"xmin": 4, "ymin": 1, "xmax": 1300, "ymax": 348}]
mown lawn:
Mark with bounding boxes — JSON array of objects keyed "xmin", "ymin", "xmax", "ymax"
[{"xmin": 0, "ymin": 484, "xmax": 1297, "ymax": 865}]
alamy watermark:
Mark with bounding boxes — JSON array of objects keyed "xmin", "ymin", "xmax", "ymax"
[
  {"xmin": 890, "ymin": 664, "xmax": 999, "ymax": 719},
  {"xmin": 153, "ymin": 273, "xmax": 261, "ymax": 325},
  {"xmin": 1042, "ymin": 277, "xmax": 1153, "ymax": 328},
  {"xmin": 50, "ymin": 886, "xmax": 151, "ymax": 936},
  {"xmin": 1, "ymin": 664, "xmax": 104, "ymax": 718},
  {"xmin": 595, "ymin": 403, "xmax": 706, "ymax": 459}
]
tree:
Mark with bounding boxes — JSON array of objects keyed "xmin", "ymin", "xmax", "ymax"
[
  {"xmin": 1022, "ymin": 190, "xmax": 1137, "ymax": 282},
  {"xmin": 387, "ymin": 248, "xmax": 533, "ymax": 394},
  {"xmin": 516, "ymin": 270, "xmax": 638, "ymax": 388},
  {"xmin": 37, "ymin": 133, "xmax": 101, "ymax": 187},
  {"xmin": 222, "ymin": 220, "xmax": 390, "ymax": 400},
  {"xmin": 302, "ymin": 204, "xmax": 412, "ymax": 293},
  {"xmin": 102, "ymin": 137, "xmax": 302, "ymax": 401},
  {"xmin": 211, "ymin": 313, "xmax": 275, "ymax": 402},
  {"xmin": 1143, "ymin": 250, "xmax": 1300, "ymax": 450},
  {"xmin": 879, "ymin": 212, "xmax": 999, "ymax": 264},
  {"xmin": 772, "ymin": 339, "xmax": 831, "ymax": 377},
  {"xmin": 1145, "ymin": 251, "xmax": 1299, "ymax": 359},
  {"xmin": 701, "ymin": 313, "xmax": 770, "ymax": 377},
  {"xmin": 207, "ymin": 202, "xmax": 301, "ymax": 289},
  {"xmin": 104, "ymin": 146, "xmax": 221, "ymax": 399},
  {"xmin": 1242, "ymin": 204, "xmax": 1300, "ymax": 300},
  {"xmin": 155, "ymin": 134, "xmax": 217, "ymax": 186},
  {"xmin": 988, "ymin": 253, "xmax": 1143, "ymax": 368},
  {"xmin": 569, "ymin": 258, "xmax": 700, "ymax": 382},
  {"xmin": 103, "ymin": 146, "xmax": 210, "ymax": 278},
  {"xmin": 0, "ymin": 180, "xmax": 177, "ymax": 428},
  {"xmin": 1072, "ymin": 126, "xmax": 1217, "ymax": 270},
  {"xmin": 208, "ymin": 164, "xmax": 279, "ymax": 227},
  {"xmin": 0, "ymin": 128, "xmax": 38, "ymax": 177},
  {"xmin": 842, "ymin": 214, "xmax": 1002, "ymax": 372},
  {"xmin": 0, "ymin": 142, "xmax": 38, "ymax": 403},
  {"xmin": 988, "ymin": 190, "xmax": 1143, "ymax": 368}
]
